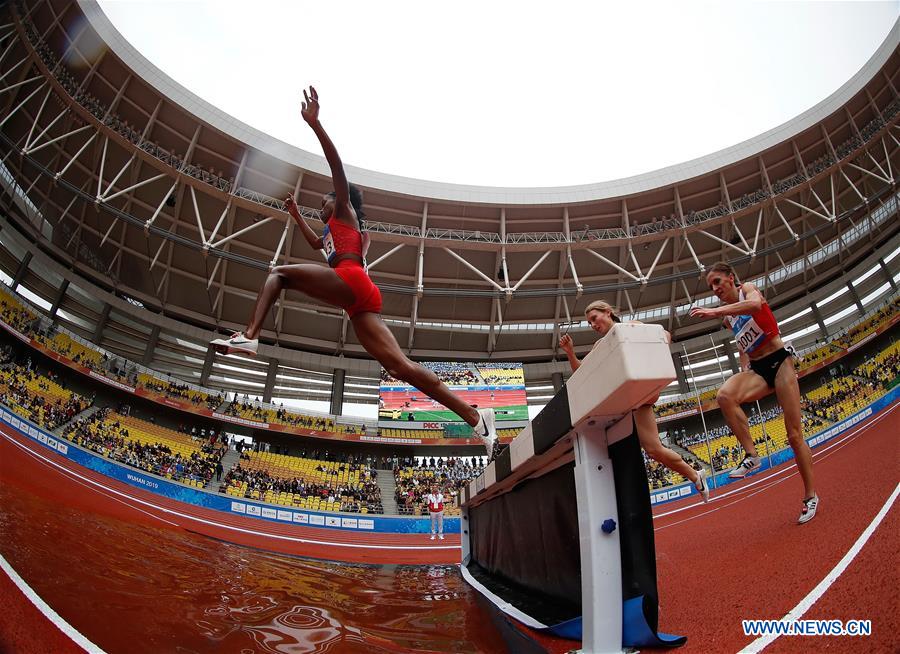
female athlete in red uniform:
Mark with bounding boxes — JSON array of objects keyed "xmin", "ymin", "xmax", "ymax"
[
  {"xmin": 690, "ymin": 262, "xmax": 817, "ymax": 523},
  {"xmin": 212, "ymin": 87, "xmax": 497, "ymax": 457}
]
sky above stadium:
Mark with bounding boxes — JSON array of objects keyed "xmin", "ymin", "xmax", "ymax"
[{"xmin": 97, "ymin": 1, "xmax": 896, "ymax": 187}]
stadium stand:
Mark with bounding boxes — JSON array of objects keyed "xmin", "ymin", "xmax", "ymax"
[
  {"xmin": 0, "ymin": 287, "xmax": 39, "ymax": 333},
  {"xmin": 63, "ymin": 408, "xmax": 224, "ymax": 487},
  {"xmin": 2, "ymin": 273, "xmax": 897, "ymax": 498},
  {"xmin": 854, "ymin": 340, "xmax": 900, "ymax": 386},
  {"xmin": 222, "ymin": 451, "xmax": 383, "ymax": 514},
  {"xmin": 683, "ymin": 407, "xmax": 828, "ymax": 469},
  {"xmin": 34, "ymin": 331, "xmax": 103, "ymax": 369},
  {"xmin": 0, "ymin": 363, "xmax": 91, "ymax": 430},
  {"xmin": 222, "ymin": 398, "xmax": 336, "ymax": 431},
  {"xmin": 797, "ymin": 342, "xmax": 840, "ymax": 371},
  {"xmin": 394, "ymin": 458, "xmax": 484, "ymax": 516},
  {"xmin": 655, "ymin": 387, "xmax": 717, "ymax": 417},
  {"xmin": 137, "ymin": 374, "xmax": 223, "ymax": 411},
  {"xmin": 834, "ymin": 299, "xmax": 898, "ymax": 349},
  {"xmin": 378, "ymin": 426, "xmax": 522, "ymax": 441},
  {"xmin": 676, "ymin": 337, "xmax": 898, "ymax": 470},
  {"xmin": 803, "ymin": 376, "xmax": 886, "ymax": 422}
]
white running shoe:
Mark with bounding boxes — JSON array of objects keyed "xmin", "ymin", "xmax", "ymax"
[
  {"xmin": 210, "ymin": 332, "xmax": 258, "ymax": 356},
  {"xmin": 438, "ymin": 534, "xmax": 444, "ymax": 540},
  {"xmin": 798, "ymin": 494, "xmax": 819, "ymax": 524},
  {"xmin": 430, "ymin": 534, "xmax": 436, "ymax": 540},
  {"xmin": 695, "ymin": 468, "xmax": 710, "ymax": 503},
  {"xmin": 728, "ymin": 455, "xmax": 761, "ymax": 479},
  {"xmin": 475, "ymin": 408, "xmax": 497, "ymax": 460}
]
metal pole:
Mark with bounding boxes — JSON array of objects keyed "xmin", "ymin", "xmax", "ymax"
[
  {"xmin": 754, "ymin": 400, "xmax": 773, "ymax": 466},
  {"xmin": 681, "ymin": 344, "xmax": 718, "ymax": 487}
]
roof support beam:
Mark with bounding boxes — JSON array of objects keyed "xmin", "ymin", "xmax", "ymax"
[
  {"xmin": 0, "ymin": 80, "xmax": 46, "ymax": 130},
  {"xmin": 407, "ymin": 202, "xmax": 428, "ymax": 350},
  {"xmin": 442, "ymin": 248, "xmax": 504, "ymax": 291}
]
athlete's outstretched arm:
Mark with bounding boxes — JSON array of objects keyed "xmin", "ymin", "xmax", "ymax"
[
  {"xmin": 283, "ymin": 193, "xmax": 323, "ymax": 250},
  {"xmin": 300, "ymin": 86, "xmax": 353, "ymax": 220},
  {"xmin": 690, "ymin": 283, "xmax": 764, "ymax": 319}
]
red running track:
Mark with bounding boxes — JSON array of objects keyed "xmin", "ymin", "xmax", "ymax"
[
  {"xmin": 0, "ymin": 425, "xmax": 461, "ymax": 566},
  {"xmin": 648, "ymin": 402, "xmax": 899, "ymax": 653},
  {"xmin": 2, "ymin": 403, "xmax": 898, "ymax": 653}
]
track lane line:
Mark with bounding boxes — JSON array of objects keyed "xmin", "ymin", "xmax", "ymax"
[
  {"xmin": 0, "ymin": 553, "xmax": 107, "ymax": 654},
  {"xmin": 1, "ymin": 431, "xmax": 459, "ymax": 551},
  {"xmin": 653, "ymin": 403, "xmax": 896, "ymax": 526},
  {"xmin": 738, "ymin": 483, "xmax": 899, "ymax": 653}
]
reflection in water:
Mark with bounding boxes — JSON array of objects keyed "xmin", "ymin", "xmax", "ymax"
[{"xmin": 0, "ymin": 476, "xmax": 508, "ymax": 653}]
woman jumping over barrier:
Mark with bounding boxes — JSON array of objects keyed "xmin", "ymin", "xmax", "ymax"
[
  {"xmin": 211, "ymin": 86, "xmax": 498, "ymax": 458},
  {"xmin": 559, "ymin": 300, "xmax": 710, "ymax": 502},
  {"xmin": 690, "ymin": 262, "xmax": 817, "ymax": 523}
]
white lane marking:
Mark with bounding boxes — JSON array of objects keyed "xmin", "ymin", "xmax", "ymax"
[
  {"xmin": 1, "ymin": 431, "xmax": 458, "ymax": 552},
  {"xmin": 10, "ymin": 442, "xmax": 180, "ymax": 527},
  {"xmin": 0, "ymin": 552, "xmax": 107, "ymax": 654},
  {"xmin": 655, "ymin": 411, "xmax": 879, "ymax": 531},
  {"xmin": 653, "ymin": 404, "xmax": 896, "ymax": 521},
  {"xmin": 739, "ymin": 483, "xmax": 900, "ymax": 653}
]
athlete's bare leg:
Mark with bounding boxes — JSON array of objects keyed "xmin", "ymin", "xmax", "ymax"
[
  {"xmin": 351, "ymin": 311, "xmax": 480, "ymax": 426},
  {"xmin": 634, "ymin": 404, "xmax": 700, "ymax": 484},
  {"xmin": 244, "ymin": 264, "xmax": 355, "ymax": 340},
  {"xmin": 773, "ymin": 357, "xmax": 815, "ymax": 499},
  {"xmin": 716, "ymin": 371, "xmax": 770, "ymax": 458}
]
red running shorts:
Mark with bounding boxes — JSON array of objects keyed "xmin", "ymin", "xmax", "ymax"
[{"xmin": 333, "ymin": 260, "xmax": 383, "ymax": 317}]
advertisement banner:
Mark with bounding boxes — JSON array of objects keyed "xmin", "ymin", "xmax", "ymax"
[{"xmin": 0, "ymin": 404, "xmax": 460, "ymax": 534}]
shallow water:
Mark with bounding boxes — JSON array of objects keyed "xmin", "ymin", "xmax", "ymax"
[{"xmin": 0, "ymin": 474, "xmax": 508, "ymax": 653}]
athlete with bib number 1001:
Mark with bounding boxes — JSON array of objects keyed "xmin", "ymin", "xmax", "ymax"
[
  {"xmin": 690, "ymin": 262, "xmax": 818, "ymax": 524},
  {"xmin": 211, "ymin": 86, "xmax": 499, "ymax": 460}
]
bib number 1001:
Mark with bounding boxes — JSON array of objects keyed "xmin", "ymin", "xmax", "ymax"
[{"xmin": 738, "ymin": 326, "xmax": 760, "ymax": 349}]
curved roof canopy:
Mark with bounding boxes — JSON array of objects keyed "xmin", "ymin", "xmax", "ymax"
[{"xmin": 0, "ymin": 0, "xmax": 897, "ymax": 362}]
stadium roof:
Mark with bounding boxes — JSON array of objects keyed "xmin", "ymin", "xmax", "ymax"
[{"xmin": 0, "ymin": 0, "xmax": 897, "ymax": 362}]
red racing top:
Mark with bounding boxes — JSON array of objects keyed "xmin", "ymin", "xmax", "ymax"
[
  {"xmin": 322, "ymin": 218, "xmax": 365, "ymax": 264},
  {"xmin": 725, "ymin": 286, "xmax": 780, "ymax": 355}
]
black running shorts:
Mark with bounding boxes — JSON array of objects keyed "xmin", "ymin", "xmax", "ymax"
[{"xmin": 748, "ymin": 347, "xmax": 791, "ymax": 388}]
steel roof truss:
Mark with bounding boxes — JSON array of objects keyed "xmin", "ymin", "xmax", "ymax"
[
  {"xmin": 584, "ymin": 247, "xmax": 640, "ymax": 282},
  {"xmin": 694, "ymin": 228, "xmax": 749, "ymax": 256},
  {"xmin": 511, "ymin": 250, "xmax": 553, "ymax": 294},
  {"xmin": 21, "ymin": 85, "xmax": 53, "ymax": 150},
  {"xmin": 0, "ymin": 79, "xmax": 45, "ymax": 129},
  {"xmin": 441, "ymin": 247, "xmax": 504, "ymax": 291},
  {"xmin": 0, "ymin": 74, "xmax": 42, "ymax": 101},
  {"xmin": 645, "ymin": 237, "xmax": 670, "ymax": 281},
  {"xmin": 773, "ymin": 203, "xmax": 800, "ymax": 241},
  {"xmin": 783, "ymin": 192, "xmax": 833, "ymax": 223},
  {"xmin": 23, "ymin": 122, "xmax": 89, "ymax": 155},
  {"xmin": 365, "ymin": 243, "xmax": 405, "ymax": 272},
  {"xmin": 839, "ymin": 166, "xmax": 866, "ymax": 202},
  {"xmin": 0, "ymin": 54, "xmax": 30, "ymax": 84},
  {"xmin": 846, "ymin": 160, "xmax": 891, "ymax": 185}
]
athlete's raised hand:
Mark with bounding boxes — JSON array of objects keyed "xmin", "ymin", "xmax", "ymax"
[
  {"xmin": 689, "ymin": 306, "xmax": 719, "ymax": 319},
  {"xmin": 559, "ymin": 333, "xmax": 575, "ymax": 353},
  {"xmin": 284, "ymin": 193, "xmax": 300, "ymax": 219},
  {"xmin": 301, "ymin": 86, "xmax": 320, "ymax": 125}
]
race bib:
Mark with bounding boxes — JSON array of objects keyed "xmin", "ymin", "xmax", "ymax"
[
  {"xmin": 322, "ymin": 228, "xmax": 336, "ymax": 262},
  {"xmin": 730, "ymin": 315, "xmax": 765, "ymax": 354}
]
